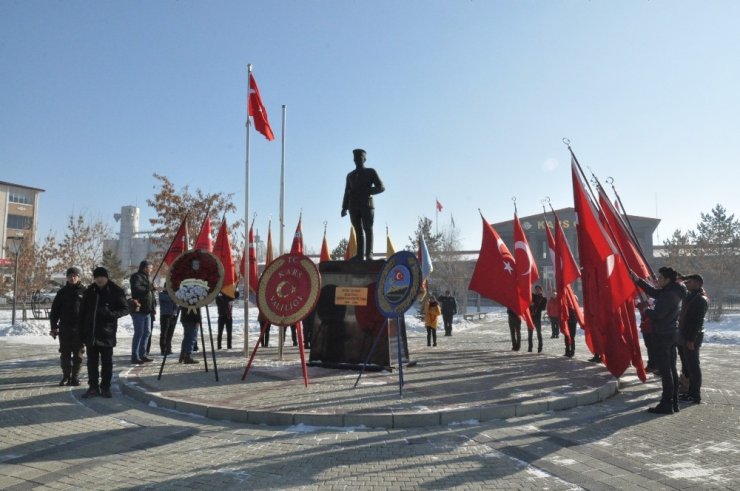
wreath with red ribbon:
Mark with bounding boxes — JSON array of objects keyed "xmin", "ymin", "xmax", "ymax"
[{"xmin": 166, "ymin": 250, "xmax": 224, "ymax": 312}]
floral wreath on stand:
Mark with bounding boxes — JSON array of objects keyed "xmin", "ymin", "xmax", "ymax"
[{"xmin": 166, "ymin": 250, "xmax": 225, "ymax": 313}]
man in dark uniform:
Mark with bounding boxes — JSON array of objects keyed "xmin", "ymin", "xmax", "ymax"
[
  {"xmin": 341, "ymin": 148, "xmax": 385, "ymax": 261},
  {"xmin": 49, "ymin": 267, "xmax": 86, "ymax": 386},
  {"xmin": 678, "ymin": 274, "xmax": 709, "ymax": 404},
  {"xmin": 438, "ymin": 290, "xmax": 458, "ymax": 336}
]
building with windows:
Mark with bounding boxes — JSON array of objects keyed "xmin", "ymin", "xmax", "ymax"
[{"xmin": 1, "ymin": 180, "xmax": 45, "ymax": 263}]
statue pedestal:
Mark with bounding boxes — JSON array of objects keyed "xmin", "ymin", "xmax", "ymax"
[{"xmin": 308, "ymin": 260, "xmax": 400, "ymax": 371}]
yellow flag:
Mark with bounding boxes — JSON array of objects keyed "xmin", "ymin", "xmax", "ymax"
[
  {"xmin": 344, "ymin": 225, "xmax": 357, "ymax": 260},
  {"xmin": 386, "ymin": 231, "xmax": 396, "ymax": 259}
]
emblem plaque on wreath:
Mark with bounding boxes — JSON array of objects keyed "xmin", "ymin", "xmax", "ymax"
[{"xmin": 166, "ymin": 250, "xmax": 225, "ymax": 312}]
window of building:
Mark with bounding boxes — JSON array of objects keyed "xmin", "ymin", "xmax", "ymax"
[
  {"xmin": 7, "ymin": 214, "xmax": 32, "ymax": 230},
  {"xmin": 8, "ymin": 189, "xmax": 33, "ymax": 205}
]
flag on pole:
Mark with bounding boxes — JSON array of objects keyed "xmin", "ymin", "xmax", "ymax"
[
  {"xmin": 265, "ymin": 221, "xmax": 274, "ymax": 265},
  {"xmin": 194, "ymin": 215, "xmax": 213, "ymax": 252},
  {"xmin": 436, "ymin": 199, "xmax": 443, "ymax": 212},
  {"xmin": 248, "ymin": 73, "xmax": 275, "ymax": 141},
  {"xmin": 320, "ymin": 228, "xmax": 331, "ymax": 263},
  {"xmin": 213, "ymin": 218, "xmax": 237, "ymax": 298},
  {"xmin": 513, "ymin": 213, "xmax": 537, "ymax": 329},
  {"xmin": 386, "ymin": 227, "xmax": 396, "ymax": 259},
  {"xmin": 163, "ymin": 219, "xmax": 189, "ymax": 266},
  {"xmin": 248, "ymin": 224, "xmax": 259, "ymax": 293},
  {"xmin": 418, "ymin": 233, "xmax": 433, "ymax": 281},
  {"xmin": 344, "ymin": 225, "xmax": 357, "ymax": 260},
  {"xmin": 290, "ymin": 216, "xmax": 304, "ymax": 254},
  {"xmin": 469, "ymin": 214, "xmax": 519, "ymax": 311}
]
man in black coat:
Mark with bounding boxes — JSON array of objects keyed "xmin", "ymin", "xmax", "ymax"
[
  {"xmin": 129, "ymin": 260, "xmax": 156, "ymax": 364},
  {"xmin": 678, "ymin": 274, "xmax": 709, "ymax": 404},
  {"xmin": 49, "ymin": 267, "xmax": 86, "ymax": 386},
  {"xmin": 216, "ymin": 292, "xmax": 235, "ymax": 350},
  {"xmin": 79, "ymin": 267, "xmax": 129, "ymax": 398},
  {"xmin": 438, "ymin": 290, "xmax": 458, "ymax": 336},
  {"xmin": 634, "ymin": 266, "xmax": 687, "ymax": 415}
]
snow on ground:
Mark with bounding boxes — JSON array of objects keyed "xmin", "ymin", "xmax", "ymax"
[{"xmin": 1, "ymin": 302, "xmax": 738, "ymax": 347}]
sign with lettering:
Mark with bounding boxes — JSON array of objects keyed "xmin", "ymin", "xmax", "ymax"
[
  {"xmin": 257, "ymin": 253, "xmax": 321, "ymax": 326},
  {"xmin": 335, "ymin": 286, "xmax": 368, "ymax": 306}
]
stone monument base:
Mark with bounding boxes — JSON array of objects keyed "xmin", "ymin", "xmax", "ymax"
[{"xmin": 308, "ymin": 260, "xmax": 406, "ymax": 371}]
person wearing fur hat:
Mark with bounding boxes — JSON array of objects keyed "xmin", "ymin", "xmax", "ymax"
[
  {"xmin": 49, "ymin": 267, "xmax": 86, "ymax": 386},
  {"xmin": 79, "ymin": 267, "xmax": 129, "ymax": 398},
  {"xmin": 129, "ymin": 260, "xmax": 157, "ymax": 364}
]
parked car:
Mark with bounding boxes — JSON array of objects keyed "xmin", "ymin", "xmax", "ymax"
[{"xmin": 36, "ymin": 288, "xmax": 59, "ymax": 304}]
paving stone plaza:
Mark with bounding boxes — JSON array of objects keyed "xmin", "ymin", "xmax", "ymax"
[{"xmin": 1, "ymin": 317, "xmax": 739, "ymax": 490}]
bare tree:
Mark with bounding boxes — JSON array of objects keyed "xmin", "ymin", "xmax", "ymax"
[
  {"xmin": 55, "ymin": 213, "xmax": 114, "ymax": 284},
  {"xmin": 146, "ymin": 173, "xmax": 241, "ymax": 265}
]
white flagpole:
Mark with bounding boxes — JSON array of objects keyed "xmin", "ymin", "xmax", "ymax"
[
  {"xmin": 280, "ymin": 105, "xmax": 286, "ymax": 256},
  {"xmin": 243, "ymin": 64, "xmax": 252, "ymax": 356},
  {"xmin": 278, "ymin": 104, "xmax": 286, "ymax": 360}
]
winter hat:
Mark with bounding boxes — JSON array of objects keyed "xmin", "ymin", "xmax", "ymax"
[
  {"xmin": 139, "ymin": 260, "xmax": 150, "ymax": 271},
  {"xmin": 66, "ymin": 267, "xmax": 81, "ymax": 276},
  {"xmin": 92, "ymin": 267, "xmax": 109, "ymax": 278}
]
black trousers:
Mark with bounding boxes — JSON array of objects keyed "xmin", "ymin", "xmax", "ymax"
[
  {"xmin": 442, "ymin": 313, "xmax": 453, "ymax": 335},
  {"xmin": 283, "ymin": 325, "xmax": 297, "ymax": 345},
  {"xmin": 426, "ymin": 327, "xmax": 437, "ymax": 346},
  {"xmin": 59, "ymin": 338, "xmax": 83, "ymax": 379},
  {"xmin": 160, "ymin": 314, "xmax": 177, "ymax": 355},
  {"xmin": 260, "ymin": 320, "xmax": 271, "ymax": 347},
  {"xmin": 643, "ymin": 330, "xmax": 656, "ymax": 369},
  {"xmin": 218, "ymin": 316, "xmax": 233, "ymax": 349},
  {"xmin": 654, "ymin": 334, "xmax": 678, "ymax": 407},
  {"xmin": 549, "ymin": 316, "xmax": 560, "ymax": 337},
  {"xmin": 528, "ymin": 317, "xmax": 543, "ymax": 352},
  {"xmin": 564, "ymin": 319, "xmax": 577, "ymax": 356},
  {"xmin": 86, "ymin": 345, "xmax": 113, "ymax": 390},
  {"xmin": 508, "ymin": 316, "xmax": 521, "ymax": 350},
  {"xmin": 349, "ymin": 206, "xmax": 374, "ymax": 259},
  {"xmin": 680, "ymin": 333, "xmax": 703, "ymax": 399}
]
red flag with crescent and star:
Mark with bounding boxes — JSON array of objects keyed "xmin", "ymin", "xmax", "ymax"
[
  {"xmin": 513, "ymin": 213, "xmax": 537, "ymax": 329},
  {"xmin": 469, "ymin": 215, "xmax": 519, "ymax": 311},
  {"xmin": 248, "ymin": 73, "xmax": 275, "ymax": 141}
]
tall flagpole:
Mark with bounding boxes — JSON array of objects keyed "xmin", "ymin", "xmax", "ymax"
[
  {"xmin": 244, "ymin": 64, "xmax": 252, "ymax": 356},
  {"xmin": 278, "ymin": 104, "xmax": 287, "ymax": 359},
  {"xmin": 280, "ymin": 105, "xmax": 286, "ymax": 256}
]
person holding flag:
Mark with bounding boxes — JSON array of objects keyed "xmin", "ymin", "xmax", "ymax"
[{"xmin": 633, "ymin": 266, "xmax": 687, "ymax": 415}]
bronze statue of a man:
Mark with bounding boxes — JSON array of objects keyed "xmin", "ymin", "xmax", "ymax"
[{"xmin": 341, "ymin": 148, "xmax": 385, "ymax": 261}]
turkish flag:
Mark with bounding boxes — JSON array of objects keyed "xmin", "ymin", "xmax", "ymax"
[
  {"xmin": 598, "ymin": 188, "xmax": 651, "ymax": 279},
  {"xmin": 290, "ymin": 217, "xmax": 303, "ymax": 254},
  {"xmin": 163, "ymin": 219, "xmax": 189, "ymax": 266},
  {"xmin": 572, "ymin": 159, "xmax": 634, "ymax": 311},
  {"xmin": 545, "ymin": 216, "xmax": 582, "ymax": 341},
  {"xmin": 469, "ymin": 215, "xmax": 518, "ymax": 311},
  {"xmin": 513, "ymin": 213, "xmax": 537, "ymax": 329},
  {"xmin": 194, "ymin": 216, "xmax": 212, "ymax": 252},
  {"xmin": 213, "ymin": 219, "xmax": 237, "ymax": 298},
  {"xmin": 248, "ymin": 73, "xmax": 275, "ymax": 141},
  {"xmin": 436, "ymin": 199, "xmax": 443, "ymax": 212}
]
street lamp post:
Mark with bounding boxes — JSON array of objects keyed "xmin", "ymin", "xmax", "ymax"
[{"xmin": 8, "ymin": 237, "xmax": 23, "ymax": 327}]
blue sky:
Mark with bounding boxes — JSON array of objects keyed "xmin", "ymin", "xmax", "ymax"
[{"xmin": 2, "ymin": 1, "xmax": 739, "ymax": 254}]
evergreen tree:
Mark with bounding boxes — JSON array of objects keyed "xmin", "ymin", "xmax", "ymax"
[
  {"xmin": 101, "ymin": 249, "xmax": 127, "ymax": 286},
  {"xmin": 331, "ymin": 238, "xmax": 349, "ymax": 261}
]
